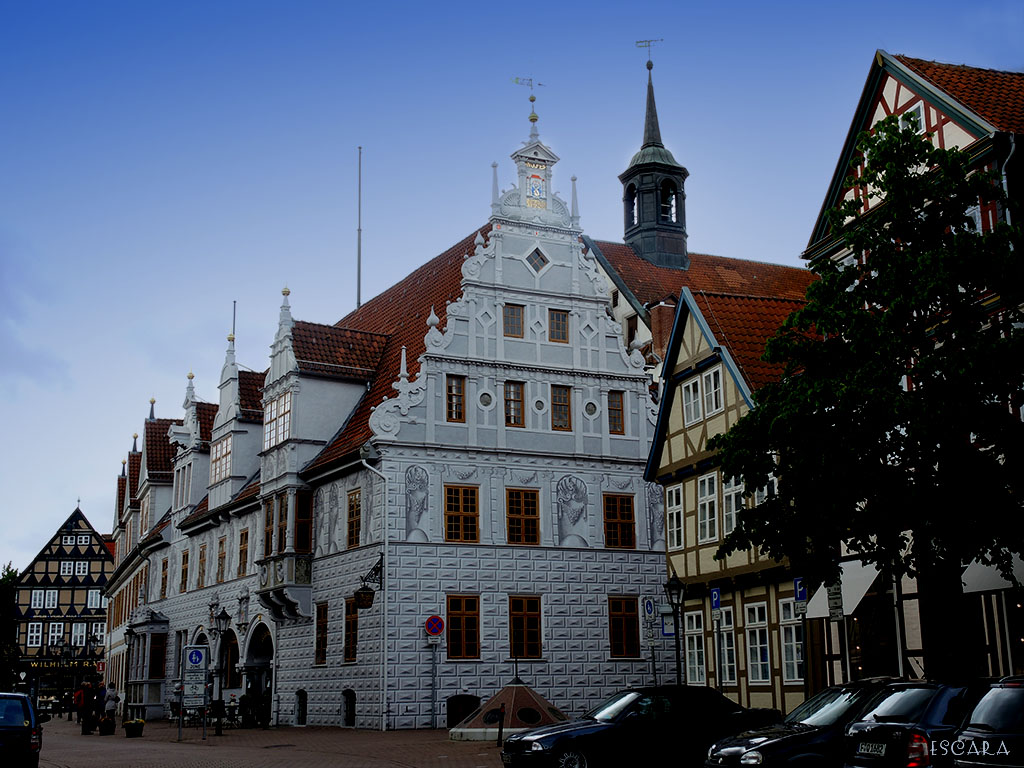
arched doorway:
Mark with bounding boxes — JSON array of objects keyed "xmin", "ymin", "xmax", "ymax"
[
  {"xmin": 243, "ymin": 623, "xmax": 273, "ymax": 728},
  {"xmin": 219, "ymin": 631, "xmax": 241, "ymax": 694}
]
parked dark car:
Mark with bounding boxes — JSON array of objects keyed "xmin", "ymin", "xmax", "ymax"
[
  {"xmin": 0, "ymin": 692, "xmax": 49, "ymax": 768},
  {"xmin": 844, "ymin": 681, "xmax": 990, "ymax": 768},
  {"xmin": 951, "ymin": 676, "xmax": 1024, "ymax": 767},
  {"xmin": 501, "ymin": 685, "xmax": 781, "ymax": 768},
  {"xmin": 706, "ymin": 677, "xmax": 896, "ymax": 766}
]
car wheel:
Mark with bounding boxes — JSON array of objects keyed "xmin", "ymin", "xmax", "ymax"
[{"xmin": 556, "ymin": 749, "xmax": 589, "ymax": 768}]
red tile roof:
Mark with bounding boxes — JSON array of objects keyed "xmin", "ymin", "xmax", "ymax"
[
  {"xmin": 896, "ymin": 55, "xmax": 1024, "ymax": 134},
  {"xmin": 140, "ymin": 513, "xmax": 171, "ymax": 547},
  {"xmin": 127, "ymin": 453, "xmax": 142, "ymax": 504},
  {"xmin": 690, "ymin": 291, "xmax": 806, "ymax": 391},
  {"xmin": 303, "ymin": 226, "xmax": 489, "ymax": 474},
  {"xmin": 178, "ymin": 495, "xmax": 210, "ymax": 529},
  {"xmin": 238, "ymin": 369, "xmax": 265, "ymax": 420},
  {"xmin": 143, "ymin": 418, "xmax": 182, "ymax": 483},
  {"xmin": 591, "ymin": 240, "xmax": 815, "ymax": 307},
  {"xmin": 292, "ymin": 321, "xmax": 388, "ymax": 381},
  {"xmin": 115, "ymin": 475, "xmax": 126, "ymax": 522},
  {"xmin": 103, "ymin": 535, "xmax": 116, "ymax": 558},
  {"xmin": 232, "ymin": 472, "xmax": 262, "ymax": 505},
  {"xmin": 196, "ymin": 402, "xmax": 218, "ymax": 443}
]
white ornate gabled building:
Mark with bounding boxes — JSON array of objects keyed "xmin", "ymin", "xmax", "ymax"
[{"xmin": 106, "ymin": 101, "xmax": 673, "ymax": 730}]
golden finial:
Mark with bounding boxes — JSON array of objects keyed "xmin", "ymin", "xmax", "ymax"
[
  {"xmin": 149, "ymin": 397, "xmax": 156, "ymax": 405},
  {"xmin": 133, "ymin": 432, "xmax": 138, "ymax": 439},
  {"xmin": 227, "ymin": 333, "xmax": 235, "ymax": 342},
  {"xmin": 187, "ymin": 371, "xmax": 194, "ymax": 380},
  {"xmin": 282, "ymin": 286, "xmax": 291, "ymax": 296}
]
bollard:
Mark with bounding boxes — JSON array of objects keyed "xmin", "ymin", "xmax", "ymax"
[{"xmin": 496, "ymin": 702, "xmax": 506, "ymax": 748}]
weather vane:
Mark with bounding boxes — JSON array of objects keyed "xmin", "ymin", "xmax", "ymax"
[
  {"xmin": 512, "ymin": 76, "xmax": 546, "ymax": 91},
  {"xmin": 635, "ymin": 39, "xmax": 664, "ymax": 61}
]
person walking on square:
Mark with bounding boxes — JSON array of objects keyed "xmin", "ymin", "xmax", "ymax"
[
  {"xmin": 104, "ymin": 684, "xmax": 119, "ymax": 720},
  {"xmin": 73, "ymin": 684, "xmax": 84, "ymax": 723}
]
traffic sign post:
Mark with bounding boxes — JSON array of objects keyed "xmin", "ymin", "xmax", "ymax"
[
  {"xmin": 424, "ymin": 616, "xmax": 444, "ymax": 729},
  {"xmin": 794, "ymin": 577, "xmax": 808, "ymax": 616}
]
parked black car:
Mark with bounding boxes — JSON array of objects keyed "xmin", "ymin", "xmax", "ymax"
[
  {"xmin": 951, "ymin": 676, "xmax": 1024, "ymax": 767},
  {"xmin": 706, "ymin": 677, "xmax": 896, "ymax": 766},
  {"xmin": 501, "ymin": 685, "xmax": 781, "ymax": 768},
  {"xmin": 844, "ymin": 681, "xmax": 990, "ymax": 768},
  {"xmin": 0, "ymin": 692, "xmax": 49, "ymax": 768}
]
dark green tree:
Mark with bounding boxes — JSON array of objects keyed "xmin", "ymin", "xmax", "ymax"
[
  {"xmin": 711, "ymin": 114, "xmax": 1024, "ymax": 676},
  {"xmin": 0, "ymin": 562, "xmax": 21, "ymax": 690}
]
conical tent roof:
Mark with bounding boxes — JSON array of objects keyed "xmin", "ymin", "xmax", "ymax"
[{"xmin": 449, "ymin": 677, "xmax": 568, "ymax": 741}]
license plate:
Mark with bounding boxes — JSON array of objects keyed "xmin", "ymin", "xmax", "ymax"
[
  {"xmin": 501, "ymin": 753, "xmax": 513, "ymax": 765},
  {"xmin": 858, "ymin": 742, "xmax": 887, "ymax": 756}
]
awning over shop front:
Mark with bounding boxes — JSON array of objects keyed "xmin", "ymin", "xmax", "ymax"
[
  {"xmin": 806, "ymin": 560, "xmax": 880, "ymax": 619},
  {"xmin": 962, "ymin": 555, "xmax": 1024, "ymax": 594}
]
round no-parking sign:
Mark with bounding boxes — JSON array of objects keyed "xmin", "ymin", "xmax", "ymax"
[{"xmin": 425, "ymin": 615, "xmax": 444, "ymax": 636}]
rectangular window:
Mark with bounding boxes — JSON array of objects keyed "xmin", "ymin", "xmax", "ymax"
[
  {"xmin": 45, "ymin": 590, "xmax": 58, "ymax": 609},
  {"xmin": 160, "ymin": 559, "xmax": 168, "ymax": 599},
  {"xmin": 237, "ymin": 528, "xmax": 249, "ymax": 577},
  {"xmin": 77, "ymin": 534, "xmax": 90, "ymax": 545},
  {"xmin": 210, "ymin": 436, "xmax": 232, "ymax": 484},
  {"xmin": 197, "ymin": 545, "xmax": 207, "ymax": 589},
  {"xmin": 685, "ymin": 611, "xmax": 706, "ymax": 685},
  {"xmin": 216, "ymin": 537, "xmax": 226, "ymax": 583},
  {"xmin": 608, "ymin": 596, "xmax": 640, "ymax": 658},
  {"xmin": 682, "ymin": 378, "xmax": 702, "ymax": 425},
  {"xmin": 548, "ymin": 309, "xmax": 569, "ymax": 343},
  {"xmin": 509, "ymin": 595, "xmax": 542, "ymax": 659},
  {"xmin": 746, "ymin": 602, "xmax": 770, "ymax": 684},
  {"xmin": 444, "ymin": 485, "xmax": 479, "ymax": 542},
  {"xmin": 62, "ymin": 535, "xmax": 75, "ymax": 545},
  {"xmin": 345, "ymin": 597, "xmax": 358, "ymax": 663},
  {"xmin": 446, "ymin": 375, "xmax": 466, "ymax": 422},
  {"xmin": 717, "ymin": 607, "xmax": 737, "ymax": 684},
  {"xmin": 315, "ymin": 602, "xmax": 328, "ymax": 665},
  {"xmin": 702, "ymin": 366, "xmax": 723, "ymax": 417},
  {"xmin": 503, "ymin": 304, "xmax": 524, "ymax": 338},
  {"xmin": 347, "ymin": 489, "xmax": 361, "ymax": 549},
  {"xmin": 27, "ymin": 622, "xmax": 42, "ymax": 647},
  {"xmin": 506, "ymin": 489, "xmax": 540, "ymax": 545},
  {"xmin": 295, "ymin": 493, "xmax": 312, "ymax": 554},
  {"xmin": 277, "ymin": 494, "xmax": 287, "ymax": 553},
  {"xmin": 754, "ymin": 475, "xmax": 778, "ymax": 507},
  {"xmin": 48, "ymin": 622, "xmax": 64, "ymax": 646},
  {"xmin": 75, "ymin": 561, "xmax": 88, "ymax": 577},
  {"xmin": 607, "ymin": 391, "xmax": 625, "ymax": 435},
  {"xmin": 87, "ymin": 589, "xmax": 101, "ymax": 609},
  {"xmin": 180, "ymin": 550, "xmax": 189, "ymax": 593},
  {"xmin": 263, "ymin": 499, "xmax": 274, "ymax": 557},
  {"xmin": 697, "ymin": 473, "xmax": 718, "ymax": 543},
  {"xmin": 504, "ymin": 381, "xmax": 525, "ymax": 427},
  {"xmin": 722, "ymin": 477, "xmax": 743, "ymax": 536},
  {"xmin": 446, "ymin": 594, "xmax": 480, "ymax": 659},
  {"xmin": 666, "ymin": 485, "xmax": 683, "ymax": 550},
  {"xmin": 60, "ymin": 561, "xmax": 73, "ymax": 577},
  {"xmin": 71, "ymin": 622, "xmax": 86, "ymax": 647},
  {"xmin": 263, "ymin": 391, "xmax": 292, "ymax": 451},
  {"xmin": 603, "ymin": 494, "xmax": 636, "ymax": 549},
  {"xmin": 551, "ymin": 385, "xmax": 572, "ymax": 431},
  {"xmin": 780, "ymin": 599, "xmax": 804, "ymax": 682},
  {"xmin": 31, "ymin": 590, "xmax": 43, "ymax": 609}
]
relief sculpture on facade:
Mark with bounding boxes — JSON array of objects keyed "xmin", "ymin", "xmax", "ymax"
[
  {"xmin": 646, "ymin": 482, "xmax": 666, "ymax": 551},
  {"xmin": 555, "ymin": 474, "xmax": 589, "ymax": 547},
  {"xmin": 405, "ymin": 465, "xmax": 429, "ymax": 542}
]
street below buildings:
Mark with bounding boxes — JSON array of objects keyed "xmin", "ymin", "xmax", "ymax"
[{"xmin": 37, "ymin": 713, "xmax": 503, "ymax": 768}]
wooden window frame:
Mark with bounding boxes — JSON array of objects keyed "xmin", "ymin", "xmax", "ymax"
[
  {"xmin": 27, "ymin": 622, "xmax": 42, "ymax": 647},
  {"xmin": 446, "ymin": 594, "xmax": 480, "ymax": 660},
  {"xmin": 607, "ymin": 391, "xmax": 625, "ymax": 435},
  {"xmin": 745, "ymin": 602, "xmax": 771, "ymax": 684},
  {"xmin": 210, "ymin": 435, "xmax": 232, "ymax": 484},
  {"xmin": 503, "ymin": 304, "xmax": 525, "ymax": 338},
  {"xmin": 722, "ymin": 476, "xmax": 743, "ymax": 536},
  {"xmin": 446, "ymin": 375, "xmax": 466, "ymax": 423},
  {"xmin": 45, "ymin": 589, "xmax": 57, "ymax": 609},
  {"xmin": 682, "ymin": 377, "xmax": 702, "ymax": 425},
  {"xmin": 263, "ymin": 499, "xmax": 274, "ymax": 557},
  {"xmin": 780, "ymin": 598, "xmax": 804, "ymax": 683},
  {"xmin": 717, "ymin": 607, "xmax": 737, "ymax": 684},
  {"xmin": 444, "ymin": 485, "xmax": 479, "ymax": 543},
  {"xmin": 509, "ymin": 595, "xmax": 542, "ymax": 659},
  {"xmin": 237, "ymin": 528, "xmax": 249, "ymax": 577},
  {"xmin": 551, "ymin": 385, "xmax": 572, "ymax": 431},
  {"xmin": 548, "ymin": 309, "xmax": 569, "ymax": 343},
  {"xmin": 30, "ymin": 589, "xmax": 43, "ymax": 610},
  {"xmin": 179, "ymin": 550, "xmax": 189, "ymax": 593},
  {"xmin": 697, "ymin": 472, "xmax": 718, "ymax": 544},
  {"xmin": 216, "ymin": 537, "xmax": 226, "ymax": 583},
  {"xmin": 315, "ymin": 602, "xmax": 328, "ymax": 665},
  {"xmin": 506, "ymin": 489, "xmax": 540, "ymax": 545},
  {"xmin": 684, "ymin": 610, "xmax": 706, "ymax": 685},
  {"xmin": 344, "ymin": 597, "xmax": 358, "ymax": 663},
  {"xmin": 504, "ymin": 381, "xmax": 525, "ymax": 427},
  {"xmin": 608, "ymin": 596, "xmax": 640, "ymax": 658},
  {"xmin": 702, "ymin": 366, "xmax": 723, "ymax": 417},
  {"xmin": 276, "ymin": 493, "xmax": 287, "ymax": 553},
  {"xmin": 197, "ymin": 544, "xmax": 207, "ymax": 589},
  {"xmin": 603, "ymin": 494, "xmax": 636, "ymax": 549},
  {"xmin": 347, "ymin": 489, "xmax": 361, "ymax": 549},
  {"xmin": 159, "ymin": 560, "xmax": 168, "ymax": 600},
  {"xmin": 666, "ymin": 485, "xmax": 683, "ymax": 550}
]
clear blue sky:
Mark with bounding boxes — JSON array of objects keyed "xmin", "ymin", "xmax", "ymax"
[{"xmin": 1, "ymin": 0, "xmax": 1021, "ymax": 570}]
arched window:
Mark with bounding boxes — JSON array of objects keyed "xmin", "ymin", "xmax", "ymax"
[
  {"xmin": 660, "ymin": 180, "xmax": 677, "ymax": 223},
  {"xmin": 626, "ymin": 184, "xmax": 638, "ymax": 227}
]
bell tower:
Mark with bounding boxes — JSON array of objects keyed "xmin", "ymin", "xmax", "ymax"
[{"xmin": 618, "ymin": 60, "xmax": 689, "ymax": 269}]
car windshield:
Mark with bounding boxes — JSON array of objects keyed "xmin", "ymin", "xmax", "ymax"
[
  {"xmin": 584, "ymin": 692, "xmax": 641, "ymax": 722},
  {"xmin": 0, "ymin": 696, "xmax": 28, "ymax": 726},
  {"xmin": 859, "ymin": 687, "xmax": 938, "ymax": 723},
  {"xmin": 967, "ymin": 688, "xmax": 1024, "ymax": 733},
  {"xmin": 784, "ymin": 686, "xmax": 870, "ymax": 727}
]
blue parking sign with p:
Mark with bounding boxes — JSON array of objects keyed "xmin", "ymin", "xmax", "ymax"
[
  {"xmin": 794, "ymin": 578, "xmax": 807, "ymax": 602},
  {"xmin": 710, "ymin": 588, "xmax": 721, "ymax": 610}
]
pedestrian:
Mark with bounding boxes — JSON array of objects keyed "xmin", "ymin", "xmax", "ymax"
[
  {"xmin": 73, "ymin": 684, "xmax": 84, "ymax": 723},
  {"xmin": 104, "ymin": 684, "xmax": 119, "ymax": 721},
  {"xmin": 79, "ymin": 682, "xmax": 92, "ymax": 734}
]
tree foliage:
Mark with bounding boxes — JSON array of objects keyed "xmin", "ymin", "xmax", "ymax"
[
  {"xmin": 711, "ymin": 115, "xmax": 1024, "ymax": 590},
  {"xmin": 0, "ymin": 562, "xmax": 21, "ymax": 690}
]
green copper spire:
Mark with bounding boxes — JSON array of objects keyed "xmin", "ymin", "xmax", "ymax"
[{"xmin": 627, "ymin": 60, "xmax": 680, "ymax": 169}]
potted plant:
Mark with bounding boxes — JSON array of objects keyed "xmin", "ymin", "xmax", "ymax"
[
  {"xmin": 123, "ymin": 719, "xmax": 145, "ymax": 738},
  {"xmin": 98, "ymin": 715, "xmax": 115, "ymax": 735}
]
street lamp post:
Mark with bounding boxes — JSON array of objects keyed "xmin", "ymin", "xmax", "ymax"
[
  {"xmin": 664, "ymin": 575, "xmax": 686, "ymax": 687},
  {"xmin": 213, "ymin": 607, "xmax": 230, "ymax": 736}
]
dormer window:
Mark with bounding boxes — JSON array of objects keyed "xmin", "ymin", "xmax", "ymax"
[
  {"xmin": 263, "ymin": 391, "xmax": 292, "ymax": 450},
  {"xmin": 210, "ymin": 436, "xmax": 232, "ymax": 484}
]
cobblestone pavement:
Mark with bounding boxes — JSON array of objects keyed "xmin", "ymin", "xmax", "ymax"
[{"xmin": 39, "ymin": 714, "xmax": 504, "ymax": 768}]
